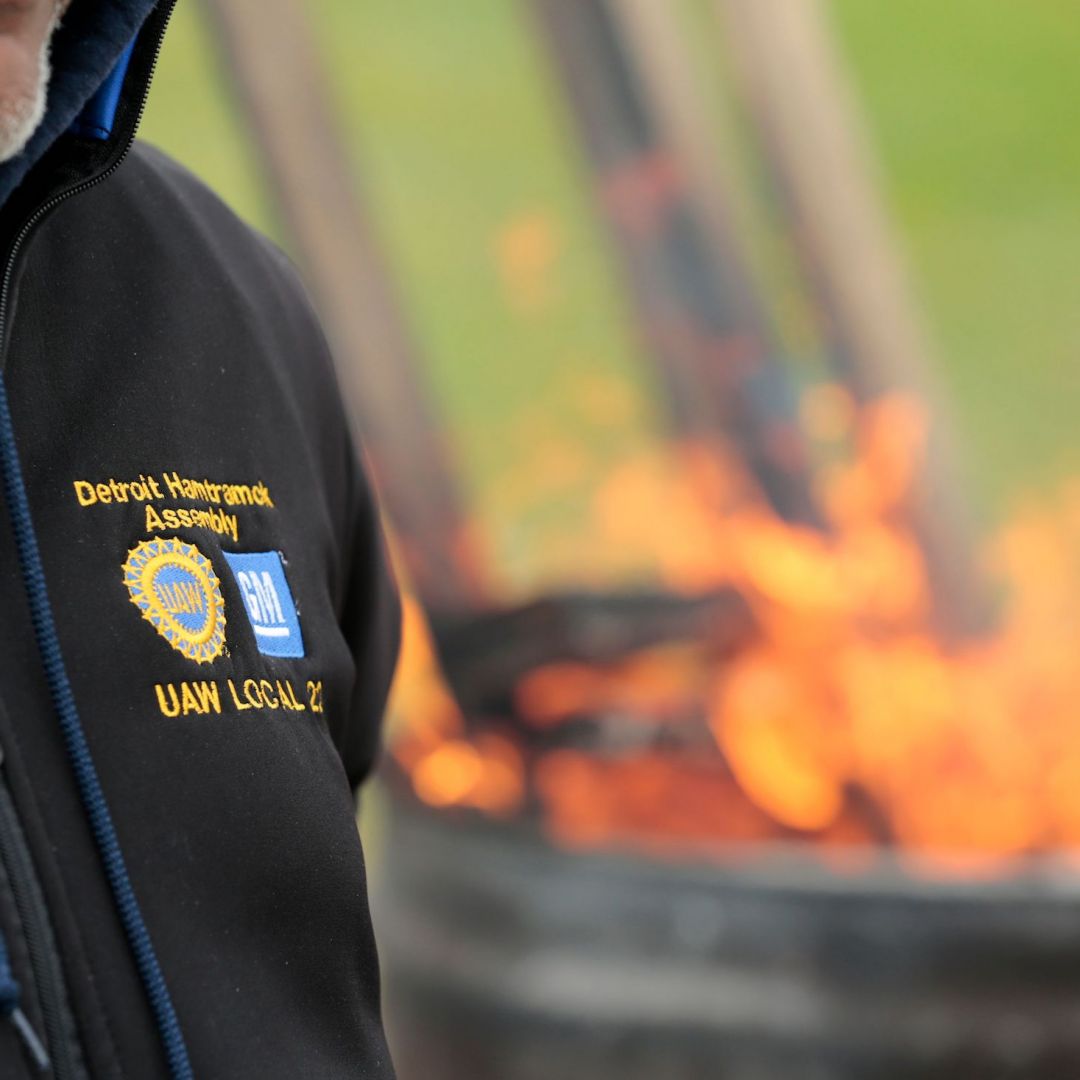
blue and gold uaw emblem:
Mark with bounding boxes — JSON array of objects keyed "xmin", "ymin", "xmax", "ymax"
[{"xmin": 122, "ymin": 538, "xmax": 226, "ymax": 663}]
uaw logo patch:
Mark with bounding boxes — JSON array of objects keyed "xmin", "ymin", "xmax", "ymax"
[
  {"xmin": 122, "ymin": 538, "xmax": 226, "ymax": 663},
  {"xmin": 222, "ymin": 551, "xmax": 305, "ymax": 659}
]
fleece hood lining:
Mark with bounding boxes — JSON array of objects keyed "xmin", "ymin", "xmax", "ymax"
[{"xmin": 0, "ymin": 0, "xmax": 160, "ymax": 208}]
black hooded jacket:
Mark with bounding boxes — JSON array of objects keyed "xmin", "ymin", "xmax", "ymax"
[{"xmin": 0, "ymin": 1, "xmax": 400, "ymax": 1076}]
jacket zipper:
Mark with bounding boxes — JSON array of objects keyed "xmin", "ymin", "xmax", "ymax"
[
  {"xmin": 0, "ymin": 745, "xmax": 83, "ymax": 1077},
  {"xmin": 0, "ymin": 0, "xmax": 179, "ymax": 339},
  {"xmin": 0, "ymin": 0, "xmax": 177, "ymax": 335},
  {"xmin": 0, "ymin": 2, "xmax": 180, "ymax": 1076}
]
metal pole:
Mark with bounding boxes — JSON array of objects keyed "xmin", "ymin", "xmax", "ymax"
[
  {"xmin": 200, "ymin": 0, "xmax": 487, "ymax": 615},
  {"xmin": 715, "ymin": 0, "xmax": 990, "ymax": 636},
  {"xmin": 610, "ymin": 0, "xmax": 768, "ymax": 335},
  {"xmin": 528, "ymin": 0, "xmax": 821, "ymax": 527}
]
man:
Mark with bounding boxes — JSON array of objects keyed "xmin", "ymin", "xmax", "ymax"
[{"xmin": 0, "ymin": 0, "xmax": 401, "ymax": 1076}]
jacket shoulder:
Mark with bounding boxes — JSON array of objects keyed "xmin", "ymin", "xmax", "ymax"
[
  {"xmin": 75, "ymin": 140, "xmax": 346, "ymax": 419},
  {"xmin": 118, "ymin": 140, "xmax": 300, "ymax": 299},
  {"xmin": 21, "ymin": 137, "xmax": 348, "ymax": 444}
]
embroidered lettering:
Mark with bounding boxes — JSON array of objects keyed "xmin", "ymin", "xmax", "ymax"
[
  {"xmin": 154, "ymin": 681, "xmax": 222, "ymax": 718},
  {"xmin": 155, "ymin": 683, "xmax": 181, "ymax": 717},
  {"xmin": 73, "ymin": 474, "xmax": 164, "ymax": 506},
  {"xmin": 72, "ymin": 471, "xmax": 273, "ymax": 541},
  {"xmin": 280, "ymin": 680, "xmax": 306, "ymax": 712},
  {"xmin": 144, "ymin": 504, "xmax": 239, "ymax": 543},
  {"xmin": 227, "ymin": 678, "xmax": 253, "ymax": 712},
  {"xmin": 177, "ymin": 677, "xmax": 314, "ymax": 717}
]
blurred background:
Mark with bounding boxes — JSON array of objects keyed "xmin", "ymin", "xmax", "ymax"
[{"xmin": 146, "ymin": 2, "xmax": 1080, "ymax": 1076}]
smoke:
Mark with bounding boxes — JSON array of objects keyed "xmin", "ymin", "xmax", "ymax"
[{"xmin": 0, "ymin": 4, "xmax": 64, "ymax": 164}]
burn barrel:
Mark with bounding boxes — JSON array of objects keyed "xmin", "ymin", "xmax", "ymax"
[{"xmin": 377, "ymin": 794, "xmax": 1080, "ymax": 1080}]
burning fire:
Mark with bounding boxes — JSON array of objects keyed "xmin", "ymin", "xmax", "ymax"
[{"xmin": 388, "ymin": 384, "xmax": 1080, "ymax": 876}]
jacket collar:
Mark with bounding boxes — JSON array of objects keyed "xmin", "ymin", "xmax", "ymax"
[{"xmin": 0, "ymin": 0, "xmax": 163, "ymax": 210}]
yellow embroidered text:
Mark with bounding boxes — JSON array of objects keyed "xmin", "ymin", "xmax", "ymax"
[
  {"xmin": 73, "ymin": 472, "xmax": 274, "ymax": 509},
  {"xmin": 144, "ymin": 504, "xmax": 239, "ymax": 543},
  {"xmin": 73, "ymin": 470, "xmax": 275, "ymax": 541},
  {"xmin": 154, "ymin": 676, "xmax": 317, "ymax": 717}
]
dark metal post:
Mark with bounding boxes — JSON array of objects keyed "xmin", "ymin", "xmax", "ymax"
[
  {"xmin": 200, "ymin": 0, "xmax": 487, "ymax": 615},
  {"xmin": 527, "ymin": 0, "xmax": 821, "ymax": 526},
  {"xmin": 715, "ymin": 0, "xmax": 990, "ymax": 636}
]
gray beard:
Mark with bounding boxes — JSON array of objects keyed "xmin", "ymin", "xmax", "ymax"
[{"xmin": 0, "ymin": 13, "xmax": 59, "ymax": 164}]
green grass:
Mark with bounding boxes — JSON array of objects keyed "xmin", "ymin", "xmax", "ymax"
[
  {"xmin": 832, "ymin": 0, "xmax": 1080, "ymax": 507},
  {"xmin": 141, "ymin": 0, "xmax": 1080, "ymax": 558}
]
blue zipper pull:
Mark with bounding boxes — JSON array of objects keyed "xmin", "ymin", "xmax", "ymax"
[{"xmin": 0, "ymin": 931, "xmax": 50, "ymax": 1072}]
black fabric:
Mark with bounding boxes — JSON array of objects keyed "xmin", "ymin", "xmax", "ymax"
[
  {"xmin": 0, "ymin": 0, "xmax": 160, "ymax": 207},
  {"xmin": 0, "ymin": 4, "xmax": 401, "ymax": 1077},
  {"xmin": 0, "ymin": 137, "xmax": 401, "ymax": 1078}
]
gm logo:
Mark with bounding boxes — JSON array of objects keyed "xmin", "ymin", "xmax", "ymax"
[{"xmin": 222, "ymin": 551, "xmax": 305, "ymax": 659}]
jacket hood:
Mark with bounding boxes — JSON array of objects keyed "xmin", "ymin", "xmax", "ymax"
[{"xmin": 0, "ymin": 0, "xmax": 161, "ymax": 208}]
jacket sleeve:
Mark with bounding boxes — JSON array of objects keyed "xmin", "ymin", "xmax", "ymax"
[
  {"xmin": 258, "ymin": 235, "xmax": 402, "ymax": 787},
  {"xmin": 336, "ymin": 437, "xmax": 402, "ymax": 789}
]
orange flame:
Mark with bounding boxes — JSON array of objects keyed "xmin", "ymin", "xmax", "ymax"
[{"xmin": 388, "ymin": 385, "xmax": 1080, "ymax": 877}]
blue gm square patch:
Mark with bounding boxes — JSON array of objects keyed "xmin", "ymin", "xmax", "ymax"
[{"xmin": 222, "ymin": 551, "xmax": 305, "ymax": 659}]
